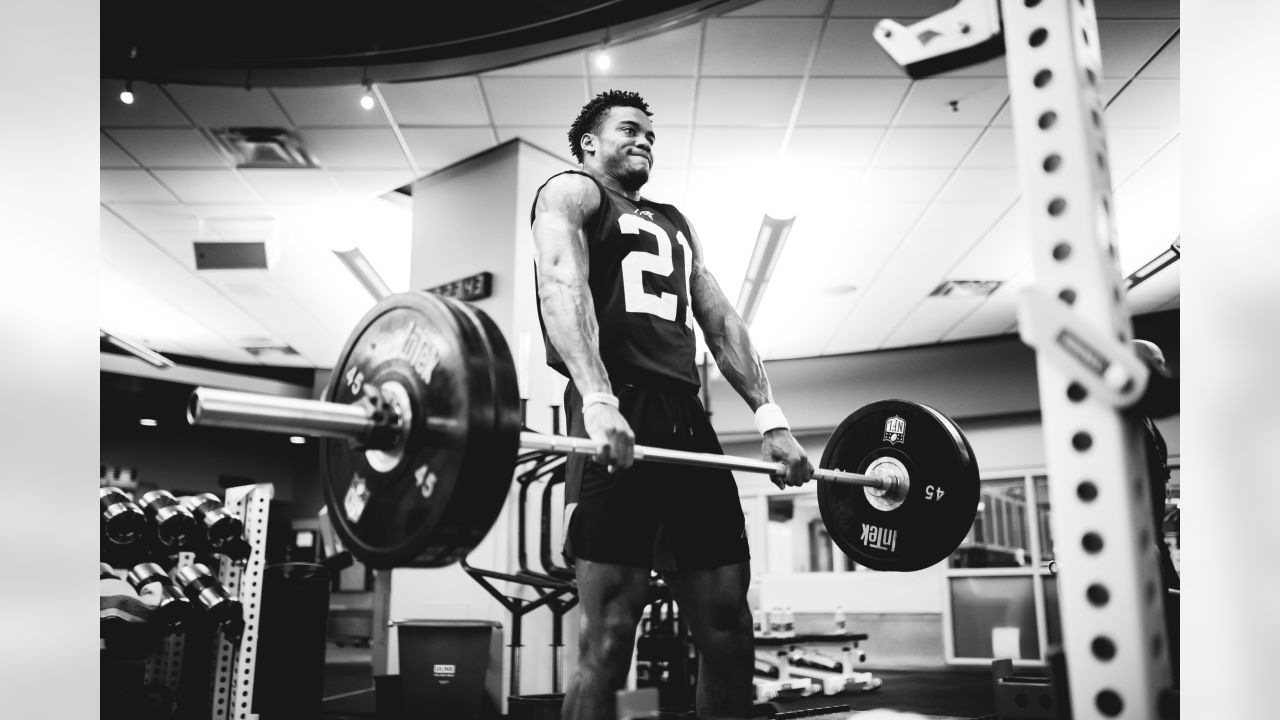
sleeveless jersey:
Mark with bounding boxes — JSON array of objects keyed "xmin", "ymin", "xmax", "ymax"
[{"xmin": 532, "ymin": 170, "xmax": 700, "ymax": 391}]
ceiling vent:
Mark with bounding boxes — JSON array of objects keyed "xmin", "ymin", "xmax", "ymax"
[
  {"xmin": 210, "ymin": 127, "xmax": 318, "ymax": 169},
  {"xmin": 930, "ymin": 279, "xmax": 1003, "ymax": 298}
]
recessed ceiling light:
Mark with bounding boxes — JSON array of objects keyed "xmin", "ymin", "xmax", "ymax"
[
  {"xmin": 289, "ymin": 436, "xmax": 306, "ymax": 444},
  {"xmin": 930, "ymin": 279, "xmax": 1003, "ymax": 298},
  {"xmin": 139, "ymin": 418, "xmax": 158, "ymax": 427},
  {"xmin": 594, "ymin": 52, "xmax": 611, "ymax": 71}
]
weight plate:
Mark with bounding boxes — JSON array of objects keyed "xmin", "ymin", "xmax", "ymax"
[
  {"xmin": 320, "ymin": 291, "xmax": 513, "ymax": 568},
  {"xmin": 818, "ymin": 399, "xmax": 980, "ymax": 571}
]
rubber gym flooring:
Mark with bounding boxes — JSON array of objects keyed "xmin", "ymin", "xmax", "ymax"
[{"xmin": 321, "ymin": 664, "xmax": 997, "ymax": 719}]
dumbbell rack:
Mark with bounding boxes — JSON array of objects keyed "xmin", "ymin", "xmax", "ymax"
[{"xmin": 139, "ymin": 483, "xmax": 274, "ymax": 720}]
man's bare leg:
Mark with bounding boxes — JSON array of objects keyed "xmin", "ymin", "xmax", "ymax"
[
  {"xmin": 664, "ymin": 562, "xmax": 755, "ymax": 718},
  {"xmin": 562, "ymin": 559, "xmax": 652, "ymax": 720}
]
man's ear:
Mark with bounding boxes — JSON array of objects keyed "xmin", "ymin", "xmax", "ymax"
[{"xmin": 579, "ymin": 132, "xmax": 596, "ymax": 157}]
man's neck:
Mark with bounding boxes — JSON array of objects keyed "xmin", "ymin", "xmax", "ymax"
[{"xmin": 587, "ymin": 168, "xmax": 642, "ymax": 201}]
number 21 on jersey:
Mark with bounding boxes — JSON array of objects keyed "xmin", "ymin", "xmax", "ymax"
[{"xmin": 619, "ymin": 214, "xmax": 693, "ymax": 328}]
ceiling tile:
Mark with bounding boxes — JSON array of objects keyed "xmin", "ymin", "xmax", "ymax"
[
  {"xmin": 885, "ymin": 297, "xmax": 986, "ymax": 348},
  {"xmin": 855, "ymin": 168, "xmax": 951, "ymax": 204},
  {"xmin": 298, "ymin": 128, "xmax": 410, "ymax": 169},
  {"xmin": 1096, "ymin": 1, "xmax": 1180, "ymax": 20},
  {"xmin": 239, "ymin": 169, "xmax": 343, "ymax": 205},
  {"xmin": 1139, "ymin": 32, "xmax": 1179, "ymax": 78},
  {"xmin": 1112, "ymin": 138, "xmax": 1180, "ymax": 275},
  {"xmin": 1126, "ymin": 259, "xmax": 1180, "ymax": 314},
  {"xmin": 380, "ymin": 77, "xmax": 490, "ymax": 125},
  {"xmin": 934, "ymin": 167, "xmax": 1021, "ymax": 205},
  {"xmin": 785, "ymin": 127, "xmax": 883, "ymax": 167},
  {"xmin": 495, "ymin": 127, "xmax": 570, "ymax": 159},
  {"xmin": 272, "ymin": 86, "xmax": 392, "ymax": 127},
  {"xmin": 1104, "ymin": 78, "xmax": 1179, "ymax": 128},
  {"xmin": 947, "ymin": 200, "xmax": 1031, "ymax": 279},
  {"xmin": 701, "ymin": 18, "xmax": 822, "ymax": 76},
  {"xmin": 196, "ymin": 271, "xmax": 347, "ymax": 366},
  {"xmin": 1097, "ymin": 20, "xmax": 1180, "ymax": 79},
  {"xmin": 481, "ymin": 77, "xmax": 587, "ymax": 125},
  {"xmin": 101, "ymin": 80, "xmax": 190, "ymax": 127},
  {"xmin": 875, "ymin": 127, "xmax": 983, "ymax": 168},
  {"xmin": 811, "ymin": 19, "xmax": 905, "ymax": 77},
  {"xmin": 106, "ymin": 128, "xmax": 228, "ymax": 168},
  {"xmin": 481, "ymin": 51, "xmax": 585, "ymax": 77},
  {"xmin": 1105, "ymin": 127, "xmax": 1178, "ymax": 185},
  {"xmin": 695, "ymin": 78, "xmax": 801, "ymax": 125},
  {"xmin": 639, "ymin": 164, "xmax": 687, "ymax": 204},
  {"xmin": 101, "ymin": 134, "xmax": 138, "ymax": 168},
  {"xmin": 895, "ymin": 78, "xmax": 1009, "ymax": 127},
  {"xmin": 328, "ymin": 170, "xmax": 416, "ymax": 199},
  {"xmin": 942, "ymin": 297, "xmax": 1020, "ymax": 342},
  {"xmin": 100, "ymin": 206, "xmax": 135, "ymax": 235},
  {"xmin": 400, "ymin": 127, "xmax": 499, "ymax": 171},
  {"xmin": 962, "ymin": 128, "xmax": 1017, "ymax": 167},
  {"xmin": 590, "ymin": 24, "xmax": 700, "ymax": 77},
  {"xmin": 688, "ymin": 127, "xmax": 786, "ymax": 167},
  {"xmin": 795, "ymin": 78, "xmax": 911, "ymax": 126},
  {"xmin": 750, "ymin": 289, "xmax": 860, "ymax": 360},
  {"xmin": 99, "ymin": 264, "xmax": 237, "ymax": 359},
  {"xmin": 588, "ymin": 77, "xmax": 696, "ymax": 127},
  {"xmin": 182, "ymin": 203, "xmax": 273, "ymax": 222},
  {"xmin": 727, "ymin": 0, "xmax": 828, "ymax": 16},
  {"xmin": 165, "ymin": 85, "xmax": 292, "ymax": 128},
  {"xmin": 107, "ymin": 203, "xmax": 203, "ymax": 235},
  {"xmin": 151, "ymin": 170, "xmax": 260, "ymax": 204},
  {"xmin": 101, "ymin": 170, "xmax": 178, "ymax": 203}
]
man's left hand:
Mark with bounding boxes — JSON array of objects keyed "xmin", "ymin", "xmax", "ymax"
[{"xmin": 762, "ymin": 429, "xmax": 812, "ymax": 489}]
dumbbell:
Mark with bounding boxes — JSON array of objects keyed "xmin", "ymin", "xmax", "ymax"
[
  {"xmin": 137, "ymin": 490, "xmax": 198, "ymax": 549},
  {"xmin": 100, "ymin": 487, "xmax": 147, "ymax": 545},
  {"xmin": 180, "ymin": 493, "xmax": 244, "ymax": 548},
  {"xmin": 127, "ymin": 562, "xmax": 194, "ymax": 630},
  {"xmin": 171, "ymin": 563, "xmax": 242, "ymax": 625}
]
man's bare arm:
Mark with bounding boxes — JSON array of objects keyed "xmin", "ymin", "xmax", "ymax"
[
  {"xmin": 686, "ymin": 222, "xmax": 812, "ymax": 487},
  {"xmin": 531, "ymin": 173, "xmax": 634, "ymax": 468}
]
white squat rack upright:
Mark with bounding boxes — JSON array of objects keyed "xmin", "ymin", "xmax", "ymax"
[{"xmin": 877, "ymin": 1, "xmax": 1174, "ymax": 718}]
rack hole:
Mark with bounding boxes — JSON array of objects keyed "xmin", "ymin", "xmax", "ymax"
[
  {"xmin": 1038, "ymin": 111, "xmax": 1057, "ymax": 129},
  {"xmin": 1048, "ymin": 197, "xmax": 1066, "ymax": 216},
  {"xmin": 1067, "ymin": 382, "xmax": 1087, "ymax": 402},
  {"xmin": 1072, "ymin": 431, "xmax": 1092, "ymax": 450},
  {"xmin": 1082, "ymin": 532, "xmax": 1104, "ymax": 553},
  {"xmin": 1077, "ymin": 480, "xmax": 1097, "ymax": 501},
  {"xmin": 1059, "ymin": 288, "xmax": 1077, "ymax": 305},
  {"xmin": 1025, "ymin": 0, "xmax": 1041, "ymax": 6},
  {"xmin": 1029, "ymin": 28, "xmax": 1048, "ymax": 47},
  {"xmin": 1052, "ymin": 242, "xmax": 1071, "ymax": 260},
  {"xmin": 1082, "ymin": 27, "xmax": 1090, "ymax": 45},
  {"xmin": 1092, "ymin": 636, "xmax": 1116, "ymax": 660},
  {"xmin": 1085, "ymin": 67, "xmax": 1098, "ymax": 87},
  {"xmin": 1096, "ymin": 690, "xmax": 1123, "ymax": 717},
  {"xmin": 1034, "ymin": 69, "xmax": 1053, "ymax": 88},
  {"xmin": 1091, "ymin": 108, "xmax": 1102, "ymax": 128},
  {"xmin": 1043, "ymin": 154, "xmax": 1062, "ymax": 172}
]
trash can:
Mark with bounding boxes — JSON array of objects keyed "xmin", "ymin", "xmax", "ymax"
[
  {"xmin": 395, "ymin": 619, "xmax": 503, "ymax": 720},
  {"xmin": 255, "ymin": 562, "xmax": 331, "ymax": 720}
]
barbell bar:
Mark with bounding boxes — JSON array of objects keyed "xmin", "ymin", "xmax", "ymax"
[{"xmin": 189, "ymin": 387, "xmax": 905, "ymax": 495}]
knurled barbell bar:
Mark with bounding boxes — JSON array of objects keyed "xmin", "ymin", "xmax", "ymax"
[
  {"xmin": 188, "ymin": 387, "xmax": 908, "ymax": 494},
  {"xmin": 185, "ymin": 291, "xmax": 980, "ymax": 571}
]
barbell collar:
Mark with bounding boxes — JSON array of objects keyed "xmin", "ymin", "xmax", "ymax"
[{"xmin": 519, "ymin": 432, "xmax": 890, "ymax": 491}]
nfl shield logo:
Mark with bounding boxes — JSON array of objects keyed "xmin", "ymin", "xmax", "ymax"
[{"xmin": 883, "ymin": 415, "xmax": 906, "ymax": 445}]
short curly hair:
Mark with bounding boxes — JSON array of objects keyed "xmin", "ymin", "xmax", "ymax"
[{"xmin": 567, "ymin": 89, "xmax": 653, "ymax": 163}]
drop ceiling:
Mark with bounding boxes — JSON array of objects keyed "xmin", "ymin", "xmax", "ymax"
[{"xmin": 100, "ymin": 0, "xmax": 1180, "ymax": 370}]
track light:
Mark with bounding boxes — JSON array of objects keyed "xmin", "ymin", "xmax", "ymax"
[
  {"xmin": 101, "ymin": 330, "xmax": 174, "ymax": 369},
  {"xmin": 360, "ymin": 84, "xmax": 375, "ymax": 110},
  {"xmin": 735, "ymin": 213, "xmax": 797, "ymax": 326},
  {"xmin": 120, "ymin": 81, "xmax": 135, "ymax": 105},
  {"xmin": 333, "ymin": 247, "xmax": 392, "ymax": 300}
]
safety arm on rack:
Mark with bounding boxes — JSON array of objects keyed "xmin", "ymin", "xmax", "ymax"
[
  {"xmin": 873, "ymin": 0, "xmax": 1005, "ymax": 79},
  {"xmin": 1017, "ymin": 288, "xmax": 1151, "ymax": 411}
]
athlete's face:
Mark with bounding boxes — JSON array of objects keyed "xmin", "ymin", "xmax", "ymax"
[{"xmin": 584, "ymin": 106, "xmax": 655, "ymax": 189}]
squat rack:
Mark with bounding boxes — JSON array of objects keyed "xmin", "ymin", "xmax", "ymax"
[{"xmin": 877, "ymin": 1, "xmax": 1174, "ymax": 718}]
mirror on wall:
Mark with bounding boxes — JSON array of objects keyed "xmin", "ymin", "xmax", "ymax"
[{"xmin": 764, "ymin": 494, "xmax": 868, "ymax": 573}]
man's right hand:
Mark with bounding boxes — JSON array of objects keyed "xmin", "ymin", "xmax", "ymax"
[{"xmin": 582, "ymin": 404, "xmax": 635, "ymax": 472}]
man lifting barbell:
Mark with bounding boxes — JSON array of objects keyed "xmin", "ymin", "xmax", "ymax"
[{"xmin": 531, "ymin": 89, "xmax": 812, "ymax": 720}]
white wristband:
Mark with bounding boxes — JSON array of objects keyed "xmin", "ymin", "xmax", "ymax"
[
  {"xmin": 754, "ymin": 403, "xmax": 790, "ymax": 435},
  {"xmin": 582, "ymin": 392, "xmax": 619, "ymax": 410}
]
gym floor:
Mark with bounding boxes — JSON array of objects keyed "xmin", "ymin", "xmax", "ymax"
[{"xmin": 319, "ymin": 651, "xmax": 997, "ymax": 720}]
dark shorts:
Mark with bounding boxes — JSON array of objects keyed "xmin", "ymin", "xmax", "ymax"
[{"xmin": 562, "ymin": 382, "xmax": 750, "ymax": 572}]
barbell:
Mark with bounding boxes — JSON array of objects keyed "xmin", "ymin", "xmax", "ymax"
[{"xmin": 185, "ymin": 291, "xmax": 981, "ymax": 571}]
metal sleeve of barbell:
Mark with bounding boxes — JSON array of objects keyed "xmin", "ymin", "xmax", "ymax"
[
  {"xmin": 518, "ymin": 432, "xmax": 884, "ymax": 489},
  {"xmin": 188, "ymin": 387, "xmax": 375, "ymax": 442}
]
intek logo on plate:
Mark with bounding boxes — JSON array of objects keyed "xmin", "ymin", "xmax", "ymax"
[
  {"xmin": 401, "ymin": 321, "xmax": 441, "ymax": 386},
  {"xmin": 883, "ymin": 415, "xmax": 906, "ymax": 445},
  {"xmin": 861, "ymin": 523, "xmax": 898, "ymax": 553}
]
